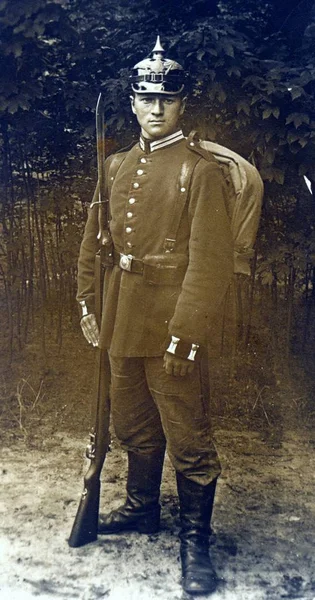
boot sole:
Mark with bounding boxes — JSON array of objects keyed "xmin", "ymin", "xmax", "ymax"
[{"xmin": 182, "ymin": 576, "xmax": 218, "ymax": 595}]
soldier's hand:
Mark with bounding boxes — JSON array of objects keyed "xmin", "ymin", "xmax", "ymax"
[
  {"xmin": 80, "ymin": 313, "xmax": 100, "ymax": 347},
  {"xmin": 163, "ymin": 352, "xmax": 195, "ymax": 377}
]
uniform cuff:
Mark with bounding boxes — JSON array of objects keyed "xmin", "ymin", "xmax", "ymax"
[
  {"xmin": 78, "ymin": 299, "xmax": 95, "ymax": 319},
  {"xmin": 166, "ymin": 336, "xmax": 200, "ymax": 362}
]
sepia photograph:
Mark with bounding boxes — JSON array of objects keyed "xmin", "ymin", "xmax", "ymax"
[{"xmin": 0, "ymin": 1, "xmax": 315, "ymax": 599}]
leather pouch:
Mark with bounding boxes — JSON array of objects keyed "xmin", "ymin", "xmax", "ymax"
[
  {"xmin": 143, "ymin": 253, "xmax": 188, "ymax": 286},
  {"xmin": 99, "ymin": 241, "xmax": 114, "ymax": 268}
]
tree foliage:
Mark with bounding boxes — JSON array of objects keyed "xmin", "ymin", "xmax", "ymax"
[{"xmin": 0, "ymin": 0, "xmax": 314, "ymax": 357}]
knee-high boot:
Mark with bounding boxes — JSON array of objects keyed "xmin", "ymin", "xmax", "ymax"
[
  {"xmin": 176, "ymin": 473, "xmax": 218, "ymax": 595},
  {"xmin": 98, "ymin": 448, "xmax": 165, "ymax": 534}
]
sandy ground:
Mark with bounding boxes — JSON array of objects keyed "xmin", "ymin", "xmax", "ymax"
[{"xmin": 1, "ymin": 425, "xmax": 315, "ymax": 600}]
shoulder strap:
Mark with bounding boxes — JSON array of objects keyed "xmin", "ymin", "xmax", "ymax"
[
  {"xmin": 164, "ymin": 135, "xmax": 221, "ymax": 253},
  {"xmin": 164, "ymin": 147, "xmax": 202, "ymax": 253}
]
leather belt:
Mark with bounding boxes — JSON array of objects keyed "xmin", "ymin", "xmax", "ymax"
[{"xmin": 113, "ymin": 250, "xmax": 144, "ymax": 274}]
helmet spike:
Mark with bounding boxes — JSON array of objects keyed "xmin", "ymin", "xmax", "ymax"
[{"xmin": 152, "ymin": 35, "xmax": 164, "ymax": 56}]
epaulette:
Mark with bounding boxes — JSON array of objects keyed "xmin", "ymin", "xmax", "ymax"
[
  {"xmin": 116, "ymin": 140, "xmax": 136, "ymax": 154},
  {"xmin": 185, "ymin": 131, "xmax": 218, "ymax": 165}
]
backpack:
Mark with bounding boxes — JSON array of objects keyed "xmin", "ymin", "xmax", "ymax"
[
  {"xmin": 107, "ymin": 131, "xmax": 264, "ymax": 276},
  {"xmin": 187, "ymin": 131, "xmax": 264, "ymax": 276}
]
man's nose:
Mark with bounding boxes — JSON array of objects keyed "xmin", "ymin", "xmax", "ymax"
[{"xmin": 151, "ymin": 99, "xmax": 164, "ymax": 114}]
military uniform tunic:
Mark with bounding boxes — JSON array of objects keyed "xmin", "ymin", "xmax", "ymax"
[{"xmin": 77, "ymin": 132, "xmax": 234, "ymax": 357}]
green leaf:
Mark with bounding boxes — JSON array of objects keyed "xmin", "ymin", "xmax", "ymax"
[
  {"xmin": 298, "ymin": 138, "xmax": 309, "ymax": 148},
  {"xmin": 287, "ymin": 132, "xmax": 300, "ymax": 144},
  {"xmin": 4, "ymin": 42, "xmax": 23, "ymax": 57},
  {"xmin": 237, "ymin": 101, "xmax": 250, "ymax": 116},
  {"xmin": 265, "ymin": 132, "xmax": 274, "ymax": 143},
  {"xmin": 273, "ymin": 107, "xmax": 280, "ymax": 119},
  {"xmin": 0, "ymin": 95, "xmax": 8, "ymax": 111},
  {"xmin": 290, "ymin": 87, "xmax": 303, "ymax": 100},
  {"xmin": 197, "ymin": 49, "xmax": 205, "ymax": 61},
  {"xmin": 222, "ymin": 42, "xmax": 234, "ymax": 58},
  {"xmin": 263, "ymin": 106, "xmax": 280, "ymax": 119},
  {"xmin": 261, "ymin": 167, "xmax": 285, "ymax": 184},
  {"xmin": 251, "ymin": 93, "xmax": 262, "ymax": 105},
  {"xmin": 273, "ymin": 169, "xmax": 285, "ymax": 185},
  {"xmin": 266, "ymin": 149, "xmax": 275, "ymax": 164},
  {"xmin": 7, "ymin": 98, "xmax": 19, "ymax": 114},
  {"xmin": 227, "ymin": 66, "xmax": 241, "ymax": 78},
  {"xmin": 263, "ymin": 108, "xmax": 273, "ymax": 119},
  {"xmin": 286, "ymin": 113, "xmax": 310, "ymax": 128}
]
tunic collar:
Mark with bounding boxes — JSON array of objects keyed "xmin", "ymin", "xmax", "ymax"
[{"xmin": 139, "ymin": 130, "xmax": 185, "ymax": 153}]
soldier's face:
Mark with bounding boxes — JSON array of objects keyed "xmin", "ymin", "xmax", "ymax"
[{"xmin": 131, "ymin": 93, "xmax": 185, "ymax": 140}]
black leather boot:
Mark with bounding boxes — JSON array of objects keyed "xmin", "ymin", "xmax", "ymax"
[
  {"xmin": 98, "ymin": 449, "xmax": 165, "ymax": 534},
  {"xmin": 177, "ymin": 473, "xmax": 218, "ymax": 595}
]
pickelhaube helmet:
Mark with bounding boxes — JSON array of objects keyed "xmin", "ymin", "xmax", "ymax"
[{"xmin": 130, "ymin": 36, "xmax": 185, "ymax": 95}]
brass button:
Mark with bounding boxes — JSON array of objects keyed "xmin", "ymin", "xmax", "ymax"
[
  {"xmin": 180, "ymin": 187, "xmax": 186, "ymax": 192},
  {"xmin": 125, "ymin": 227, "xmax": 132, "ymax": 233},
  {"xmin": 126, "ymin": 212, "xmax": 133, "ymax": 218},
  {"xmin": 133, "ymin": 182, "xmax": 140, "ymax": 189},
  {"xmin": 137, "ymin": 169, "xmax": 144, "ymax": 175},
  {"xmin": 129, "ymin": 198, "xmax": 136, "ymax": 204},
  {"xmin": 126, "ymin": 241, "xmax": 132, "ymax": 248},
  {"xmin": 140, "ymin": 158, "xmax": 147, "ymax": 164}
]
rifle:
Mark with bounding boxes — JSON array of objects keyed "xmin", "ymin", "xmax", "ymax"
[{"xmin": 68, "ymin": 93, "xmax": 111, "ymax": 548}]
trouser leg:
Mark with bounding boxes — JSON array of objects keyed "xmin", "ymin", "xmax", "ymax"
[
  {"xmin": 109, "ymin": 356, "xmax": 166, "ymax": 453},
  {"xmin": 144, "ymin": 356, "xmax": 221, "ymax": 485},
  {"xmin": 98, "ymin": 356, "xmax": 166, "ymax": 535}
]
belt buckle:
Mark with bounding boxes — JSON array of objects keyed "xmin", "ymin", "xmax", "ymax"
[{"xmin": 119, "ymin": 253, "xmax": 133, "ymax": 272}]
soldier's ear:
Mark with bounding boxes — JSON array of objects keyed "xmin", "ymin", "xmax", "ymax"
[
  {"xmin": 130, "ymin": 95, "xmax": 136, "ymax": 114},
  {"xmin": 180, "ymin": 96, "xmax": 187, "ymax": 115}
]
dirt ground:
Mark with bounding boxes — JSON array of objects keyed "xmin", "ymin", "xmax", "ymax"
[
  {"xmin": 1, "ymin": 422, "xmax": 315, "ymax": 600},
  {"xmin": 1, "ymin": 330, "xmax": 315, "ymax": 600}
]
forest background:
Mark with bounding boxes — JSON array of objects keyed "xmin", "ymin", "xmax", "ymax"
[{"xmin": 1, "ymin": 0, "xmax": 315, "ymax": 441}]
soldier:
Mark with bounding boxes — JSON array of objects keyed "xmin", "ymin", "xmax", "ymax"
[{"xmin": 77, "ymin": 37, "xmax": 234, "ymax": 595}]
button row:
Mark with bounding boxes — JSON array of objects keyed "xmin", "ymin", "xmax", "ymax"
[{"xmin": 124, "ymin": 161, "xmax": 146, "ymax": 244}]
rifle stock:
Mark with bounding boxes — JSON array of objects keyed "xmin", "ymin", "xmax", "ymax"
[{"xmin": 68, "ymin": 349, "xmax": 110, "ymax": 547}]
